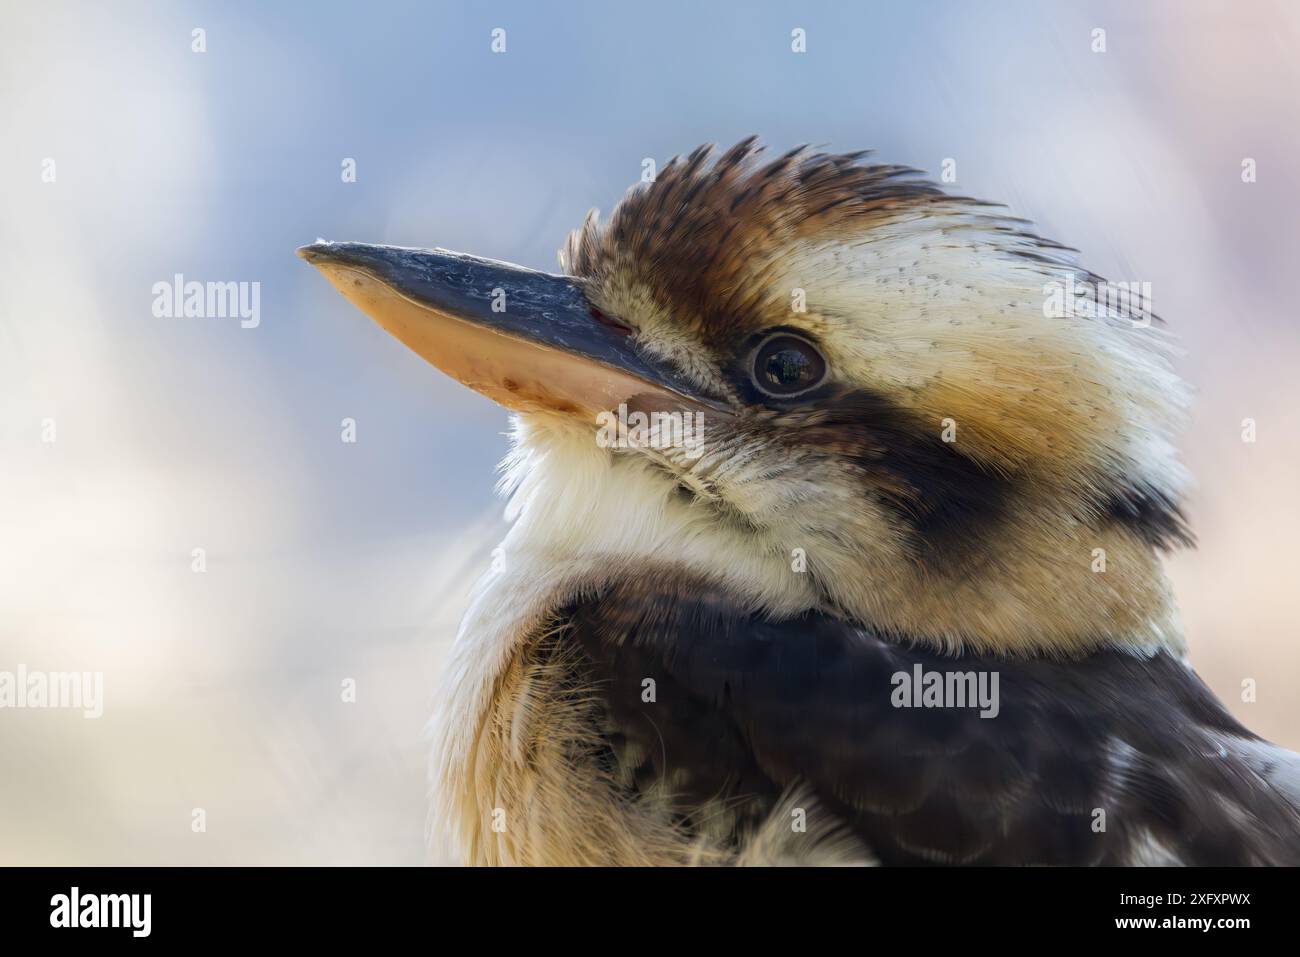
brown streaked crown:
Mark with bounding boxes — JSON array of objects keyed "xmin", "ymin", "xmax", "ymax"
[{"xmin": 562, "ymin": 137, "xmax": 1076, "ymax": 347}]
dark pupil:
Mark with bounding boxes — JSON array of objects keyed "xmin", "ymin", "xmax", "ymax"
[
  {"xmin": 752, "ymin": 335, "xmax": 825, "ymax": 395},
  {"xmin": 764, "ymin": 349, "xmax": 811, "ymax": 387}
]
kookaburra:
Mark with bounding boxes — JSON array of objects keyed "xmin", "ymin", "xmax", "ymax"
[{"xmin": 301, "ymin": 138, "xmax": 1300, "ymax": 865}]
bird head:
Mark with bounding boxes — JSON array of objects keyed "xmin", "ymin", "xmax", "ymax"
[{"xmin": 300, "ymin": 138, "xmax": 1190, "ymax": 657}]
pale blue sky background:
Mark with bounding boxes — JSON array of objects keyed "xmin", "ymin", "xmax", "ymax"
[{"xmin": 2, "ymin": 0, "xmax": 1298, "ymax": 863}]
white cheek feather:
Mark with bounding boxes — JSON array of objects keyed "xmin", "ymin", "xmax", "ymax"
[{"xmin": 496, "ymin": 413, "xmax": 815, "ymax": 614}]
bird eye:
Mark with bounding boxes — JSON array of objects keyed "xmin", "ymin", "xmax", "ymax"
[{"xmin": 750, "ymin": 333, "xmax": 828, "ymax": 397}]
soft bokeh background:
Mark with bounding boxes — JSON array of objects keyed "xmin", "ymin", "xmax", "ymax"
[{"xmin": 2, "ymin": 0, "xmax": 1297, "ymax": 864}]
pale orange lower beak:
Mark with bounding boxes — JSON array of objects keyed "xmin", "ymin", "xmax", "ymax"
[{"xmin": 298, "ymin": 240, "xmax": 725, "ymax": 419}]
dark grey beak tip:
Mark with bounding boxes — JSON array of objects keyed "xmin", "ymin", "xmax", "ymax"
[{"xmin": 297, "ymin": 239, "xmax": 336, "ymax": 264}]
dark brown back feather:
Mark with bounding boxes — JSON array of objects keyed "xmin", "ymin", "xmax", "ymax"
[{"xmin": 562, "ymin": 574, "xmax": 1300, "ymax": 865}]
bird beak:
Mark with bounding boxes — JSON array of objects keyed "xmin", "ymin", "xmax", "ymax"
[{"xmin": 298, "ymin": 240, "xmax": 726, "ymax": 417}]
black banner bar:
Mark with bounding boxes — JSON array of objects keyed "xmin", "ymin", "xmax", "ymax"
[{"xmin": 0, "ymin": 866, "xmax": 1281, "ymax": 942}]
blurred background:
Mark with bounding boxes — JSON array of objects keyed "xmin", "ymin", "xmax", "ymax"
[{"xmin": 1, "ymin": 0, "xmax": 1297, "ymax": 864}]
